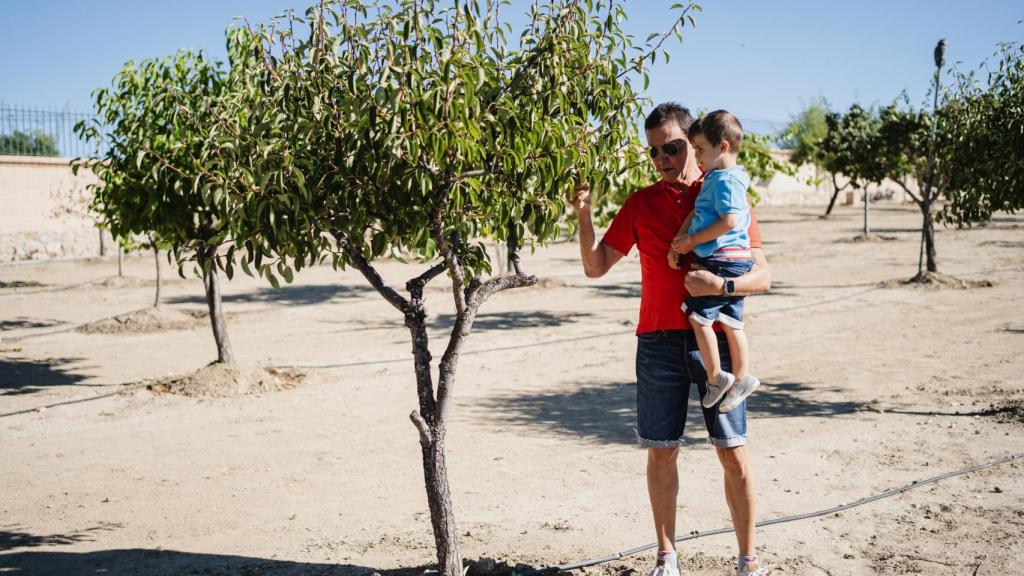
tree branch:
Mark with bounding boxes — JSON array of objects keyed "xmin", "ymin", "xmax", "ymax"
[
  {"xmin": 616, "ymin": 5, "xmax": 693, "ymax": 79},
  {"xmin": 406, "ymin": 261, "xmax": 448, "ymax": 301},
  {"xmin": 471, "ymin": 272, "xmax": 537, "ymax": 307},
  {"xmin": 335, "ymin": 233, "xmax": 409, "ymax": 313},
  {"xmin": 896, "ymin": 179, "xmax": 923, "ymax": 206},
  {"xmin": 409, "ymin": 410, "xmax": 434, "ymax": 445}
]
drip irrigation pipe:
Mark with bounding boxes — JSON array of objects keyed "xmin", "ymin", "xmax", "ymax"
[{"xmin": 520, "ymin": 450, "xmax": 1024, "ymax": 576}]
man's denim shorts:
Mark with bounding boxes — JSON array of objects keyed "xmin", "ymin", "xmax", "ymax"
[
  {"xmin": 635, "ymin": 330, "xmax": 747, "ymax": 448},
  {"xmin": 683, "ymin": 257, "xmax": 754, "ymax": 330}
]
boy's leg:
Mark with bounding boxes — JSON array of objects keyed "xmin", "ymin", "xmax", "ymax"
[
  {"xmin": 691, "ymin": 322, "xmax": 735, "ymax": 409},
  {"xmin": 718, "ymin": 300, "xmax": 759, "ymax": 413},
  {"xmin": 691, "ymin": 321, "xmax": 722, "ymax": 381},
  {"xmin": 721, "ymin": 326, "xmax": 748, "ymax": 380}
]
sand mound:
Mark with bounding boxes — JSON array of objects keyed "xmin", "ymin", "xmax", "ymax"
[
  {"xmin": 841, "ymin": 233, "xmax": 899, "ymax": 243},
  {"xmin": 76, "ymin": 307, "xmax": 207, "ymax": 334},
  {"xmin": 148, "ymin": 362, "xmax": 305, "ymax": 398},
  {"xmin": 992, "ymin": 399, "xmax": 1024, "ymax": 425},
  {"xmin": 91, "ymin": 276, "xmax": 152, "ymax": 288},
  {"xmin": 901, "ymin": 271, "xmax": 995, "ymax": 289}
]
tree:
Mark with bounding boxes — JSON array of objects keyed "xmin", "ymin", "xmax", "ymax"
[
  {"xmin": 940, "ymin": 40, "xmax": 1024, "ymax": 226},
  {"xmin": 180, "ymin": 2, "xmax": 698, "ymax": 574},
  {"xmin": 738, "ymin": 131, "xmax": 797, "ymax": 202},
  {"xmin": 781, "ymin": 99, "xmax": 829, "ymax": 168},
  {"xmin": 0, "ymin": 130, "xmax": 60, "ymax": 156},
  {"xmin": 73, "ymin": 51, "xmax": 238, "ymax": 363},
  {"xmin": 874, "ymin": 102, "xmax": 947, "ymax": 273},
  {"xmin": 817, "ymin": 104, "xmax": 884, "ymax": 221}
]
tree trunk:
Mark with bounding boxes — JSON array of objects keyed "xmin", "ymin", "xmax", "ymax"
[
  {"xmin": 824, "ymin": 173, "xmax": 843, "ymax": 216},
  {"xmin": 421, "ymin": 431, "xmax": 462, "ymax": 576},
  {"xmin": 117, "ymin": 245, "xmax": 124, "ymax": 277},
  {"xmin": 922, "ymin": 202, "xmax": 938, "ymax": 273},
  {"xmin": 152, "ymin": 244, "xmax": 162, "ymax": 308},
  {"xmin": 406, "ymin": 310, "xmax": 463, "ymax": 576},
  {"xmin": 863, "ymin": 186, "xmax": 870, "ymax": 236},
  {"xmin": 202, "ymin": 249, "xmax": 234, "ymax": 364}
]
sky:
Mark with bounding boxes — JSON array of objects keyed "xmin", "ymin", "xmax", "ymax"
[{"xmin": 3, "ymin": 0, "xmax": 1022, "ymax": 135}]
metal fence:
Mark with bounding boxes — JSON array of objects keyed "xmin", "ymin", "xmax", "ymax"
[{"xmin": 0, "ymin": 102, "xmax": 98, "ymax": 158}]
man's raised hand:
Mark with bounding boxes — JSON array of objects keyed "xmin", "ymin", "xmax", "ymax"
[{"xmin": 568, "ymin": 182, "xmax": 591, "ymax": 213}]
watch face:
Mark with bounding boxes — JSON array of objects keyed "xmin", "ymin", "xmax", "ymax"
[{"xmin": 726, "ymin": 280, "xmax": 735, "ymax": 294}]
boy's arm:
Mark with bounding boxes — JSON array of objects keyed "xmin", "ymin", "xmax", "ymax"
[
  {"xmin": 675, "ymin": 212, "xmax": 695, "ymax": 239},
  {"xmin": 671, "ymin": 212, "xmax": 739, "ymax": 254}
]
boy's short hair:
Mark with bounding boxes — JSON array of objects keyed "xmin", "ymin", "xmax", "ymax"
[
  {"xmin": 645, "ymin": 102, "xmax": 695, "ymax": 134},
  {"xmin": 687, "ymin": 110, "xmax": 743, "ymax": 151}
]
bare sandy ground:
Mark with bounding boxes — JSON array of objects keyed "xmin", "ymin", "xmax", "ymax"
[{"xmin": 1, "ymin": 204, "xmax": 1022, "ymax": 576}]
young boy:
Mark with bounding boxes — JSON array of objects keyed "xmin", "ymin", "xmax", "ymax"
[{"xmin": 669, "ymin": 110, "xmax": 759, "ymax": 413}]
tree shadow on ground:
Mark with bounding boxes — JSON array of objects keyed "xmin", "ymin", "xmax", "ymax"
[
  {"xmin": 0, "ymin": 548, "xmax": 537, "ymax": 576},
  {"xmin": 746, "ymin": 381, "xmax": 867, "ymax": 418},
  {"xmin": 0, "ymin": 358, "xmax": 92, "ymax": 396},
  {"xmin": 0, "ymin": 280, "xmax": 46, "ymax": 289},
  {"xmin": 0, "ymin": 318, "xmax": 65, "ymax": 331},
  {"xmin": 586, "ymin": 282, "xmax": 641, "ymax": 299},
  {"xmin": 475, "ymin": 379, "xmax": 870, "ymax": 445},
  {"xmin": 433, "ymin": 311, "xmax": 593, "ymax": 332},
  {"xmin": 166, "ymin": 283, "xmax": 373, "ymax": 307},
  {"xmin": 0, "ymin": 549, "xmax": 439, "ymax": 576},
  {"xmin": 0, "ymin": 524, "xmax": 121, "ymax": 551}
]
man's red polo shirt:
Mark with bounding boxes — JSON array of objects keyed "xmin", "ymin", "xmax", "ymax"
[{"xmin": 600, "ymin": 178, "xmax": 763, "ymax": 335}]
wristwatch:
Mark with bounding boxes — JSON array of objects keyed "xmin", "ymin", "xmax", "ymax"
[{"xmin": 724, "ymin": 278, "xmax": 736, "ymax": 295}]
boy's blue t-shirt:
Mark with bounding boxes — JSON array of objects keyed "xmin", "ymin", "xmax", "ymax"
[{"xmin": 687, "ymin": 165, "xmax": 751, "ymax": 258}]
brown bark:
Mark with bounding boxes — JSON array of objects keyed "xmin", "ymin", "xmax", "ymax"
[
  {"xmin": 152, "ymin": 241, "xmax": 162, "ymax": 308},
  {"xmin": 824, "ymin": 173, "xmax": 847, "ymax": 217},
  {"xmin": 922, "ymin": 203, "xmax": 938, "ymax": 273},
  {"xmin": 202, "ymin": 247, "xmax": 234, "ymax": 364},
  {"xmin": 421, "ymin": 432, "xmax": 462, "ymax": 576}
]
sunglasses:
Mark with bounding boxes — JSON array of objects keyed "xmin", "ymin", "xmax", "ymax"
[{"xmin": 649, "ymin": 139, "xmax": 686, "ymax": 159}]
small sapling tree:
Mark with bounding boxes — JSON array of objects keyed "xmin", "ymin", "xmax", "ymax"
[{"xmin": 201, "ymin": 1, "xmax": 700, "ymax": 573}]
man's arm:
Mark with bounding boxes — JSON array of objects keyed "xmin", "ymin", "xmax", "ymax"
[
  {"xmin": 684, "ymin": 247, "xmax": 771, "ymax": 297},
  {"xmin": 569, "ymin": 183, "xmax": 625, "ymax": 278}
]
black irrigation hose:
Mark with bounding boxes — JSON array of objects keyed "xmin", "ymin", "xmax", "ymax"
[{"xmin": 520, "ymin": 450, "xmax": 1024, "ymax": 576}]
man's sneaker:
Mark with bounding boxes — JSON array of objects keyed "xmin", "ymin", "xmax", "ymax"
[
  {"xmin": 737, "ymin": 560, "xmax": 771, "ymax": 575},
  {"xmin": 647, "ymin": 556, "xmax": 680, "ymax": 576},
  {"xmin": 719, "ymin": 375, "xmax": 760, "ymax": 413},
  {"xmin": 701, "ymin": 371, "xmax": 735, "ymax": 408}
]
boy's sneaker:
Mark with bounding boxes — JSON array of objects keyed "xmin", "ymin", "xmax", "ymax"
[
  {"xmin": 701, "ymin": 371, "xmax": 735, "ymax": 409},
  {"xmin": 719, "ymin": 375, "xmax": 760, "ymax": 413}
]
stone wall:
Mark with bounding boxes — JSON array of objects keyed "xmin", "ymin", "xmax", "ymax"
[{"xmin": 0, "ymin": 155, "xmax": 111, "ymax": 263}]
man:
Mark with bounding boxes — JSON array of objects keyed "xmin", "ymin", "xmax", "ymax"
[{"xmin": 568, "ymin": 103, "xmax": 771, "ymax": 576}]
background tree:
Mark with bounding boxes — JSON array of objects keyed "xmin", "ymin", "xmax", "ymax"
[
  {"xmin": 738, "ymin": 131, "xmax": 797, "ymax": 203},
  {"xmin": 74, "ymin": 51, "xmax": 238, "ymax": 363},
  {"xmin": 780, "ymin": 99, "xmax": 828, "ymax": 183},
  {"xmin": 874, "ymin": 102, "xmax": 948, "ymax": 273},
  {"xmin": 0, "ymin": 130, "xmax": 60, "ymax": 156},
  {"xmin": 940, "ymin": 40, "xmax": 1024, "ymax": 227},
  {"xmin": 817, "ymin": 104, "xmax": 884, "ymax": 224},
  {"xmin": 185, "ymin": 1, "xmax": 699, "ymax": 574}
]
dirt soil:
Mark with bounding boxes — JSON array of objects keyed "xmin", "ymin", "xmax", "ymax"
[{"xmin": 1, "ymin": 204, "xmax": 1022, "ymax": 576}]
